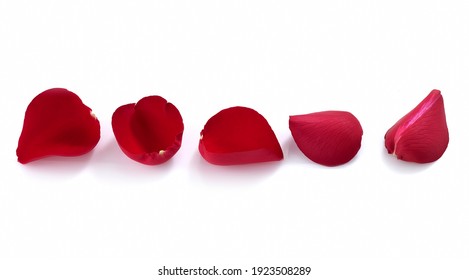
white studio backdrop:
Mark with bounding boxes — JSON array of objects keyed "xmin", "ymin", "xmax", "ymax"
[{"xmin": 1, "ymin": 0, "xmax": 468, "ymax": 279}]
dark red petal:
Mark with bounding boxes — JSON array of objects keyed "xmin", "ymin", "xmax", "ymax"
[
  {"xmin": 384, "ymin": 89, "xmax": 449, "ymax": 163},
  {"xmin": 199, "ymin": 106, "xmax": 283, "ymax": 165},
  {"xmin": 112, "ymin": 95, "xmax": 184, "ymax": 165},
  {"xmin": 16, "ymin": 88, "xmax": 100, "ymax": 164},
  {"xmin": 289, "ymin": 111, "xmax": 363, "ymax": 166}
]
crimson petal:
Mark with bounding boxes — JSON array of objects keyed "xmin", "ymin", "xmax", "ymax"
[
  {"xmin": 16, "ymin": 88, "xmax": 100, "ymax": 164},
  {"xmin": 112, "ymin": 95, "xmax": 184, "ymax": 165},
  {"xmin": 199, "ymin": 106, "xmax": 283, "ymax": 165},
  {"xmin": 384, "ymin": 89, "xmax": 449, "ymax": 163},
  {"xmin": 289, "ymin": 111, "xmax": 363, "ymax": 166}
]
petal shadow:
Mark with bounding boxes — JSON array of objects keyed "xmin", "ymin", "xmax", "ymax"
[
  {"xmin": 381, "ymin": 148, "xmax": 432, "ymax": 174},
  {"xmin": 89, "ymin": 140, "xmax": 174, "ymax": 182},
  {"xmin": 190, "ymin": 151, "xmax": 282, "ymax": 187}
]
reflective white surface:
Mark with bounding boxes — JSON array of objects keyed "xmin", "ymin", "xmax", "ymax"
[{"xmin": 1, "ymin": 0, "xmax": 468, "ymax": 279}]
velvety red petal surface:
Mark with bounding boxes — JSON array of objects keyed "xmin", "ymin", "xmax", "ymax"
[
  {"xmin": 384, "ymin": 89, "xmax": 449, "ymax": 163},
  {"xmin": 16, "ymin": 88, "xmax": 100, "ymax": 164},
  {"xmin": 112, "ymin": 95, "xmax": 184, "ymax": 165},
  {"xmin": 289, "ymin": 111, "xmax": 363, "ymax": 166},
  {"xmin": 199, "ymin": 106, "xmax": 283, "ymax": 165}
]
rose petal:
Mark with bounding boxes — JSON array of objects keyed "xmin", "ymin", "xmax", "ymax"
[
  {"xmin": 384, "ymin": 89, "xmax": 449, "ymax": 163},
  {"xmin": 199, "ymin": 106, "xmax": 283, "ymax": 165},
  {"xmin": 289, "ymin": 111, "xmax": 363, "ymax": 166},
  {"xmin": 16, "ymin": 88, "xmax": 100, "ymax": 164},
  {"xmin": 112, "ymin": 95, "xmax": 184, "ymax": 165}
]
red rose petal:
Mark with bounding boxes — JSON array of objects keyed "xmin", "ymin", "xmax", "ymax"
[
  {"xmin": 384, "ymin": 89, "xmax": 449, "ymax": 163},
  {"xmin": 199, "ymin": 106, "xmax": 283, "ymax": 165},
  {"xmin": 16, "ymin": 88, "xmax": 100, "ymax": 164},
  {"xmin": 112, "ymin": 95, "xmax": 184, "ymax": 165},
  {"xmin": 289, "ymin": 111, "xmax": 363, "ymax": 166}
]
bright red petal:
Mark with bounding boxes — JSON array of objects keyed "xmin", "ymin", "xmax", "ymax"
[
  {"xmin": 112, "ymin": 95, "xmax": 184, "ymax": 165},
  {"xmin": 384, "ymin": 89, "xmax": 449, "ymax": 163},
  {"xmin": 199, "ymin": 106, "xmax": 283, "ymax": 165},
  {"xmin": 16, "ymin": 88, "xmax": 100, "ymax": 164},
  {"xmin": 289, "ymin": 111, "xmax": 363, "ymax": 166}
]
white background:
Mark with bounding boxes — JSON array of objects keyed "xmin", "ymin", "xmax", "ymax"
[{"xmin": 1, "ymin": 0, "xmax": 468, "ymax": 279}]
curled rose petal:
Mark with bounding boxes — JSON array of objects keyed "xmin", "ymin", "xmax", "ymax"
[
  {"xmin": 112, "ymin": 95, "xmax": 184, "ymax": 165},
  {"xmin": 16, "ymin": 88, "xmax": 100, "ymax": 164},
  {"xmin": 384, "ymin": 89, "xmax": 449, "ymax": 163},
  {"xmin": 289, "ymin": 111, "xmax": 363, "ymax": 166},
  {"xmin": 199, "ymin": 106, "xmax": 283, "ymax": 165}
]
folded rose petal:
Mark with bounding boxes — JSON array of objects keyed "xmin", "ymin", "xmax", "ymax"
[
  {"xmin": 384, "ymin": 89, "xmax": 449, "ymax": 163},
  {"xmin": 112, "ymin": 95, "xmax": 183, "ymax": 165},
  {"xmin": 289, "ymin": 111, "xmax": 363, "ymax": 166},
  {"xmin": 199, "ymin": 106, "xmax": 283, "ymax": 165},
  {"xmin": 16, "ymin": 88, "xmax": 100, "ymax": 164}
]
